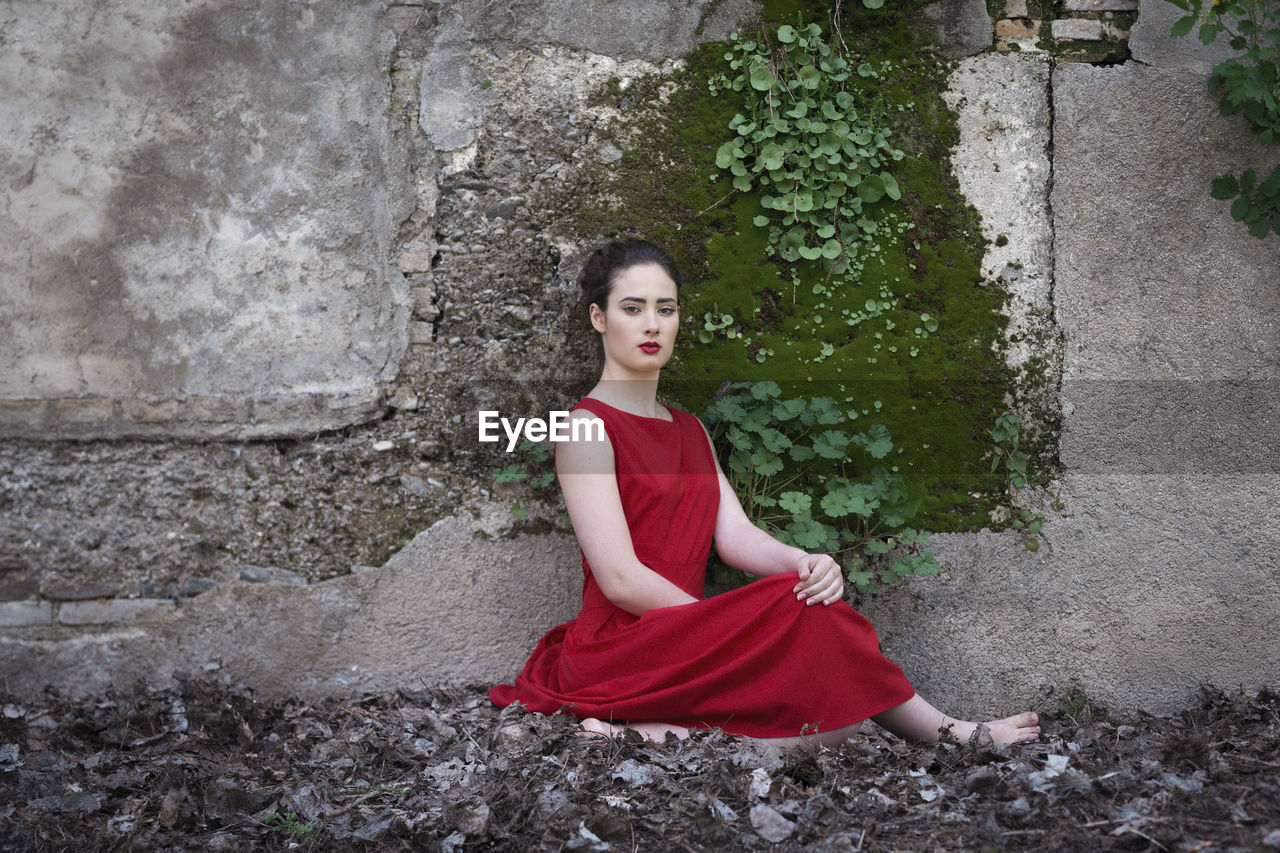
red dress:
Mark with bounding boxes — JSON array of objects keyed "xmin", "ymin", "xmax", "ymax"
[{"xmin": 489, "ymin": 397, "xmax": 915, "ymax": 738}]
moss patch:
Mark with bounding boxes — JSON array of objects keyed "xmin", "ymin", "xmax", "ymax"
[{"xmin": 579, "ymin": 0, "xmax": 1022, "ymax": 533}]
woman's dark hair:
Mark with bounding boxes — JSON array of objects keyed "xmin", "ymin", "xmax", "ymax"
[{"xmin": 577, "ymin": 238, "xmax": 682, "ymax": 312}]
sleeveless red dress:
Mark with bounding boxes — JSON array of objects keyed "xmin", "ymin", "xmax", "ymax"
[{"xmin": 489, "ymin": 397, "xmax": 915, "ymax": 738}]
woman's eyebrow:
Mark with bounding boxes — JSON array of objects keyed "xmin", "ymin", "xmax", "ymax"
[{"xmin": 617, "ymin": 296, "xmax": 678, "ymax": 304}]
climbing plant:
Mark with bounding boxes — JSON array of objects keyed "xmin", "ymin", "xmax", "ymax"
[
  {"xmin": 708, "ymin": 16, "xmax": 905, "ymax": 287},
  {"xmin": 1169, "ymin": 0, "xmax": 1280, "ymax": 238}
]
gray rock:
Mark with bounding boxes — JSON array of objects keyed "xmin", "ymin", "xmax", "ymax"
[
  {"xmin": 597, "ymin": 142, "xmax": 624, "ymax": 165},
  {"xmin": 180, "ymin": 577, "xmax": 220, "ymax": 597},
  {"xmin": 233, "ymin": 565, "xmax": 307, "ymax": 586},
  {"xmin": 915, "ymin": 0, "xmax": 993, "ymax": 59},
  {"xmin": 400, "ymin": 474, "xmax": 436, "ymax": 497},
  {"xmin": 419, "ymin": 16, "xmax": 484, "ymax": 152},
  {"xmin": 1130, "ymin": 0, "xmax": 1246, "ymax": 73},
  {"xmin": 484, "ymin": 197, "xmax": 526, "ymax": 221}
]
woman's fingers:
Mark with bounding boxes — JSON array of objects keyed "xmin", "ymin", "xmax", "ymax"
[{"xmin": 794, "ymin": 555, "xmax": 843, "ymax": 605}]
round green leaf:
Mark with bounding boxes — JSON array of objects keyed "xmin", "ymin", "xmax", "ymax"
[
  {"xmin": 1211, "ymin": 174, "xmax": 1240, "ymax": 199},
  {"xmin": 880, "ymin": 171, "xmax": 901, "ymax": 200},
  {"xmin": 749, "ymin": 62, "xmax": 776, "ymax": 91},
  {"xmin": 776, "ymin": 24, "xmax": 796, "ymax": 43},
  {"xmin": 858, "ymin": 174, "xmax": 886, "ymax": 203},
  {"xmin": 714, "ymin": 141, "xmax": 738, "ymax": 169}
]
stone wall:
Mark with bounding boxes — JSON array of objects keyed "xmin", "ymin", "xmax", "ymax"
[{"xmin": 3, "ymin": 0, "xmax": 1279, "ymax": 718}]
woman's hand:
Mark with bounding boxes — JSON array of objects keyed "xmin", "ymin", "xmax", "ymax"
[{"xmin": 792, "ymin": 553, "xmax": 844, "ymax": 606}]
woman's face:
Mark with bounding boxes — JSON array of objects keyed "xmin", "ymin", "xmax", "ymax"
[{"xmin": 589, "ymin": 262, "xmax": 679, "ymax": 376}]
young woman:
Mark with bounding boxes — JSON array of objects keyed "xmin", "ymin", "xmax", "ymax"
[{"xmin": 489, "ymin": 238, "xmax": 1040, "ymax": 747}]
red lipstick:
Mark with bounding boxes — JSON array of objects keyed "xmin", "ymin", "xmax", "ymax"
[{"xmin": 639, "ymin": 342, "xmax": 661, "ymax": 354}]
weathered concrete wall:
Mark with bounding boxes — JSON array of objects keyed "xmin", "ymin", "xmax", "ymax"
[
  {"xmin": 0, "ymin": 0, "xmax": 412, "ymax": 439},
  {"xmin": 862, "ymin": 21, "xmax": 1280, "ymax": 717}
]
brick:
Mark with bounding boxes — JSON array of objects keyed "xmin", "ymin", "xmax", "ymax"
[
  {"xmin": 56, "ymin": 598, "xmax": 174, "ymax": 626},
  {"xmin": 1052, "ymin": 18, "xmax": 1105, "ymax": 40},
  {"xmin": 996, "ymin": 18, "xmax": 1040, "ymax": 39},
  {"xmin": 122, "ymin": 398, "xmax": 180, "ymax": 423},
  {"xmin": 1063, "ymin": 0, "xmax": 1137, "ymax": 9},
  {"xmin": 52, "ymin": 398, "xmax": 116, "ymax": 425},
  {"xmin": 0, "ymin": 600, "xmax": 53, "ymax": 627}
]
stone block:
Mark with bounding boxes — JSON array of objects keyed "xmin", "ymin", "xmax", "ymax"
[
  {"xmin": 52, "ymin": 399, "xmax": 116, "ymax": 426},
  {"xmin": 122, "ymin": 399, "xmax": 180, "ymax": 424},
  {"xmin": 408, "ymin": 321, "xmax": 435, "ymax": 345},
  {"xmin": 0, "ymin": 601, "xmax": 53, "ymax": 627},
  {"xmin": 1052, "ymin": 18, "xmax": 1105, "ymax": 40},
  {"xmin": 915, "ymin": 0, "xmax": 993, "ymax": 59},
  {"xmin": 1004, "ymin": 0, "xmax": 1028, "ymax": 17},
  {"xmin": 56, "ymin": 598, "xmax": 174, "ymax": 625},
  {"xmin": 1130, "ymin": 0, "xmax": 1246, "ymax": 73},
  {"xmin": 399, "ymin": 249, "xmax": 434, "ymax": 273},
  {"xmin": 996, "ymin": 19, "xmax": 1040, "ymax": 40},
  {"xmin": 1064, "ymin": 0, "xmax": 1138, "ymax": 8},
  {"xmin": 0, "ymin": 0, "xmax": 411, "ymax": 438}
]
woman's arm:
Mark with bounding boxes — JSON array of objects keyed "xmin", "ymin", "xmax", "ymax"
[
  {"xmin": 556, "ymin": 409, "xmax": 699, "ymax": 616},
  {"xmin": 696, "ymin": 420, "xmax": 844, "ymax": 606}
]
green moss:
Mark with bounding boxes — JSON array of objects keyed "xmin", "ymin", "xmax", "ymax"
[{"xmin": 578, "ymin": 1, "xmax": 1035, "ymax": 532}]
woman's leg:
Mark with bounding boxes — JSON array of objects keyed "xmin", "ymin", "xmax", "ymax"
[
  {"xmin": 871, "ymin": 693, "xmax": 1039, "ymax": 744},
  {"xmin": 580, "ymin": 719, "xmax": 863, "ymax": 748},
  {"xmin": 582, "ymin": 694, "xmax": 1039, "ymax": 746}
]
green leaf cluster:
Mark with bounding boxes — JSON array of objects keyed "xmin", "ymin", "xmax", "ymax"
[
  {"xmin": 1212, "ymin": 164, "xmax": 1280, "ymax": 238},
  {"xmin": 1169, "ymin": 0, "xmax": 1280, "ymax": 238},
  {"xmin": 698, "ymin": 310, "xmax": 740, "ymax": 343},
  {"xmin": 710, "ymin": 20, "xmax": 904, "ymax": 280},
  {"xmin": 989, "ymin": 410, "xmax": 1043, "ymax": 551},
  {"xmin": 704, "ymin": 381, "xmax": 939, "ymax": 595},
  {"xmin": 493, "ymin": 439, "xmax": 556, "ymax": 518}
]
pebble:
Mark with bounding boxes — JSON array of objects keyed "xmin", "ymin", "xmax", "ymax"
[{"xmin": 373, "ymin": 440, "xmax": 395, "ymax": 452}]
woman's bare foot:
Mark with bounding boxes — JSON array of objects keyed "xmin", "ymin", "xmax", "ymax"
[
  {"xmin": 872, "ymin": 695, "xmax": 1040, "ymax": 744},
  {"xmin": 580, "ymin": 718, "xmax": 691, "ymax": 742},
  {"xmin": 981, "ymin": 712, "xmax": 1040, "ymax": 744}
]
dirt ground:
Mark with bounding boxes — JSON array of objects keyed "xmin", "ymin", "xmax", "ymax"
[{"xmin": 1, "ymin": 678, "xmax": 1277, "ymax": 852}]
